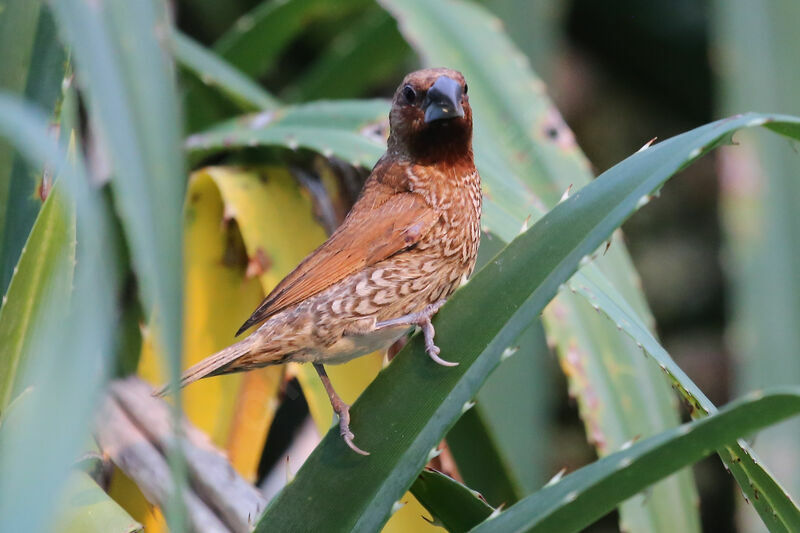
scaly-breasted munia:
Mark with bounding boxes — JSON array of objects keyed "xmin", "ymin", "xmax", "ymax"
[{"xmin": 161, "ymin": 68, "xmax": 481, "ymax": 455}]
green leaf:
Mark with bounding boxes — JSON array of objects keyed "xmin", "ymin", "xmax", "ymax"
[
  {"xmin": 0, "ymin": 95, "xmax": 119, "ymax": 533},
  {"xmin": 0, "ymin": 0, "xmax": 43, "ymax": 92},
  {"xmin": 171, "ymin": 29, "xmax": 279, "ymax": 112},
  {"xmin": 255, "ymin": 113, "xmax": 800, "ymax": 532},
  {"xmin": 181, "ymin": 0, "xmax": 372, "ymax": 131},
  {"xmin": 50, "ymin": 0, "xmax": 185, "ymax": 359},
  {"xmin": 725, "ymin": 444, "xmax": 800, "ymax": 532},
  {"xmin": 186, "ymin": 99, "xmax": 388, "ymax": 167},
  {"xmin": 0, "ymin": 3, "xmax": 66, "ymax": 294},
  {"xmin": 474, "ymin": 322, "xmax": 555, "ymax": 495},
  {"xmin": 212, "ymin": 0, "xmax": 369, "ymax": 79},
  {"xmin": 715, "ymin": 2, "xmax": 800, "ymax": 529},
  {"xmin": 447, "ymin": 321, "xmax": 553, "ymax": 507},
  {"xmin": 0, "ymin": 178, "xmax": 74, "ymax": 412},
  {"xmin": 569, "ymin": 266, "xmax": 712, "ymax": 414},
  {"xmin": 54, "ymin": 471, "xmax": 142, "ymax": 533},
  {"xmin": 484, "ymin": 0, "xmax": 566, "ymax": 80},
  {"xmin": 447, "ymin": 405, "xmax": 521, "ymax": 507},
  {"xmin": 48, "ymin": 0, "xmax": 186, "ymax": 528},
  {"xmin": 282, "ymin": 10, "xmax": 409, "ymax": 102},
  {"xmin": 0, "ymin": 0, "xmax": 43, "ymax": 247},
  {"xmin": 445, "ymin": 234, "xmax": 551, "ymax": 506},
  {"xmin": 410, "ymin": 469, "xmax": 495, "ymax": 532},
  {"xmin": 561, "ymin": 239, "xmax": 800, "ymax": 530},
  {"xmin": 470, "ymin": 389, "xmax": 800, "ymax": 533}
]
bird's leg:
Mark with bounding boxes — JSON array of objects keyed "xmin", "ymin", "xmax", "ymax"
[
  {"xmin": 313, "ymin": 363, "xmax": 369, "ymax": 456},
  {"xmin": 375, "ymin": 300, "xmax": 457, "ymax": 367}
]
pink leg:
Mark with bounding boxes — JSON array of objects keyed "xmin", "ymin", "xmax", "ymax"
[
  {"xmin": 313, "ymin": 363, "xmax": 369, "ymax": 456},
  {"xmin": 375, "ymin": 300, "xmax": 457, "ymax": 367}
]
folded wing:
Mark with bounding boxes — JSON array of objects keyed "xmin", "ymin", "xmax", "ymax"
[{"xmin": 236, "ymin": 181, "xmax": 439, "ymax": 335}]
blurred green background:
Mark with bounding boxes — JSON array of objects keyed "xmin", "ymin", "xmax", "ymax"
[
  {"xmin": 175, "ymin": 0, "xmax": 796, "ymax": 530},
  {"xmin": 166, "ymin": 0, "xmax": 787, "ymax": 529},
  {"xmin": 0, "ymin": 0, "xmax": 798, "ymax": 532}
]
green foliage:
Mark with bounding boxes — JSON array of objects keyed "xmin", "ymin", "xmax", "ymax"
[
  {"xmin": 55, "ymin": 472, "xmax": 142, "ymax": 533},
  {"xmin": 410, "ymin": 469, "xmax": 495, "ymax": 532},
  {"xmin": 48, "ymin": 4, "xmax": 187, "ymax": 527},
  {"xmin": 1, "ymin": 1, "xmax": 800, "ymax": 532},
  {"xmin": 0, "ymin": 179, "xmax": 74, "ymax": 412},
  {"xmin": 187, "ymin": 99, "xmax": 388, "ymax": 167},
  {"xmin": 715, "ymin": 3, "xmax": 800, "ymax": 529},
  {"xmin": 281, "ymin": 10, "xmax": 409, "ymax": 102},
  {"xmin": 473, "ymin": 389, "xmax": 800, "ymax": 533},
  {"xmin": 255, "ymin": 113, "xmax": 800, "ymax": 532},
  {"xmin": 212, "ymin": 0, "xmax": 369, "ymax": 79},
  {"xmin": 0, "ymin": 95, "xmax": 119, "ymax": 533},
  {"xmin": 0, "ymin": 1, "xmax": 66, "ymax": 294},
  {"xmin": 172, "ymin": 30, "xmax": 279, "ymax": 111}
]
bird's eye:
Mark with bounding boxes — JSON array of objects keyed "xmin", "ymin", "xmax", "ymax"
[
  {"xmin": 464, "ymin": 83, "xmax": 468, "ymax": 95},
  {"xmin": 402, "ymin": 85, "xmax": 416, "ymax": 105}
]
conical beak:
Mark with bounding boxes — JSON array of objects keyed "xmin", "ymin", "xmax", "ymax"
[{"xmin": 423, "ymin": 76, "xmax": 465, "ymax": 123}]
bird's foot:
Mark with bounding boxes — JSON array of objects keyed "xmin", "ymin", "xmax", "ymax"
[
  {"xmin": 314, "ymin": 363, "xmax": 369, "ymax": 455},
  {"xmin": 337, "ymin": 405, "xmax": 369, "ymax": 456},
  {"xmin": 419, "ymin": 317, "xmax": 458, "ymax": 366},
  {"xmin": 375, "ymin": 300, "xmax": 457, "ymax": 366}
]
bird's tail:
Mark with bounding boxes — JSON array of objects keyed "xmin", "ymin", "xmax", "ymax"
[{"xmin": 153, "ymin": 336, "xmax": 257, "ymax": 397}]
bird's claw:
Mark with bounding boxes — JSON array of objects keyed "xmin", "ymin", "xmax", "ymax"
[
  {"xmin": 375, "ymin": 299, "xmax": 458, "ymax": 366},
  {"xmin": 341, "ymin": 428, "xmax": 370, "ymax": 456},
  {"xmin": 421, "ymin": 313, "xmax": 459, "ymax": 367},
  {"xmin": 426, "ymin": 343, "xmax": 458, "ymax": 366},
  {"xmin": 335, "ymin": 399, "xmax": 370, "ymax": 455}
]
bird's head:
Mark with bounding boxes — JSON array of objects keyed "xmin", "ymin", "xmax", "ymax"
[{"xmin": 387, "ymin": 68, "xmax": 473, "ymax": 165}]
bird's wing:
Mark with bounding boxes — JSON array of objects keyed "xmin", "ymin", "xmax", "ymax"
[{"xmin": 236, "ymin": 182, "xmax": 439, "ymax": 335}]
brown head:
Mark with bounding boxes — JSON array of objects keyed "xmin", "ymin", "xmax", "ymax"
[{"xmin": 387, "ymin": 68, "xmax": 473, "ymax": 166}]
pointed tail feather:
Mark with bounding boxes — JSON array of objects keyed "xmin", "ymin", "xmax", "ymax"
[{"xmin": 153, "ymin": 336, "xmax": 256, "ymax": 397}]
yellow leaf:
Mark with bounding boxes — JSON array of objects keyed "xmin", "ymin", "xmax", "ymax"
[
  {"xmin": 127, "ymin": 165, "xmax": 410, "ymax": 526},
  {"xmin": 383, "ymin": 492, "xmax": 446, "ymax": 533},
  {"xmin": 226, "ymin": 366, "xmax": 284, "ymax": 479},
  {"xmin": 138, "ymin": 166, "xmax": 328, "ymax": 480},
  {"xmin": 107, "ymin": 468, "xmax": 167, "ymax": 533},
  {"xmin": 207, "ymin": 166, "xmax": 385, "ymax": 435}
]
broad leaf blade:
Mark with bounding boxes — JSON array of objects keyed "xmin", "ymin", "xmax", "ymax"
[
  {"xmin": 49, "ymin": 0, "xmax": 187, "ymax": 528},
  {"xmin": 186, "ymin": 100, "xmax": 388, "ymax": 168},
  {"xmin": 171, "ymin": 30, "xmax": 278, "ymax": 112},
  {"xmin": 0, "ymin": 0, "xmax": 43, "ymax": 253},
  {"xmin": 135, "ymin": 168, "xmax": 273, "ymax": 481},
  {"xmin": 254, "ymin": 113, "xmax": 800, "ymax": 532},
  {"xmin": 282, "ymin": 10, "xmax": 409, "ymax": 102},
  {"xmin": 55, "ymin": 472, "xmax": 142, "ymax": 533},
  {"xmin": 410, "ymin": 469, "xmax": 495, "ymax": 532},
  {"xmin": 0, "ymin": 178, "xmax": 74, "ymax": 412},
  {"xmin": 0, "ymin": 96, "xmax": 119, "ymax": 533},
  {"xmin": 446, "ymin": 321, "xmax": 553, "ymax": 506},
  {"xmin": 51, "ymin": 0, "xmax": 185, "ymax": 375},
  {"xmin": 470, "ymin": 389, "xmax": 800, "ymax": 533},
  {"xmin": 447, "ymin": 406, "xmax": 521, "ymax": 507},
  {"xmin": 0, "ymin": 3, "xmax": 66, "ymax": 294},
  {"xmin": 715, "ymin": 2, "xmax": 800, "ymax": 529},
  {"xmin": 213, "ymin": 0, "xmax": 369, "ymax": 79}
]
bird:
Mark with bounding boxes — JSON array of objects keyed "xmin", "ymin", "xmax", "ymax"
[{"xmin": 159, "ymin": 68, "xmax": 481, "ymax": 455}]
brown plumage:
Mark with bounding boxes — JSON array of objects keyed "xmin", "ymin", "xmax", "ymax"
[{"xmin": 161, "ymin": 68, "xmax": 481, "ymax": 454}]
